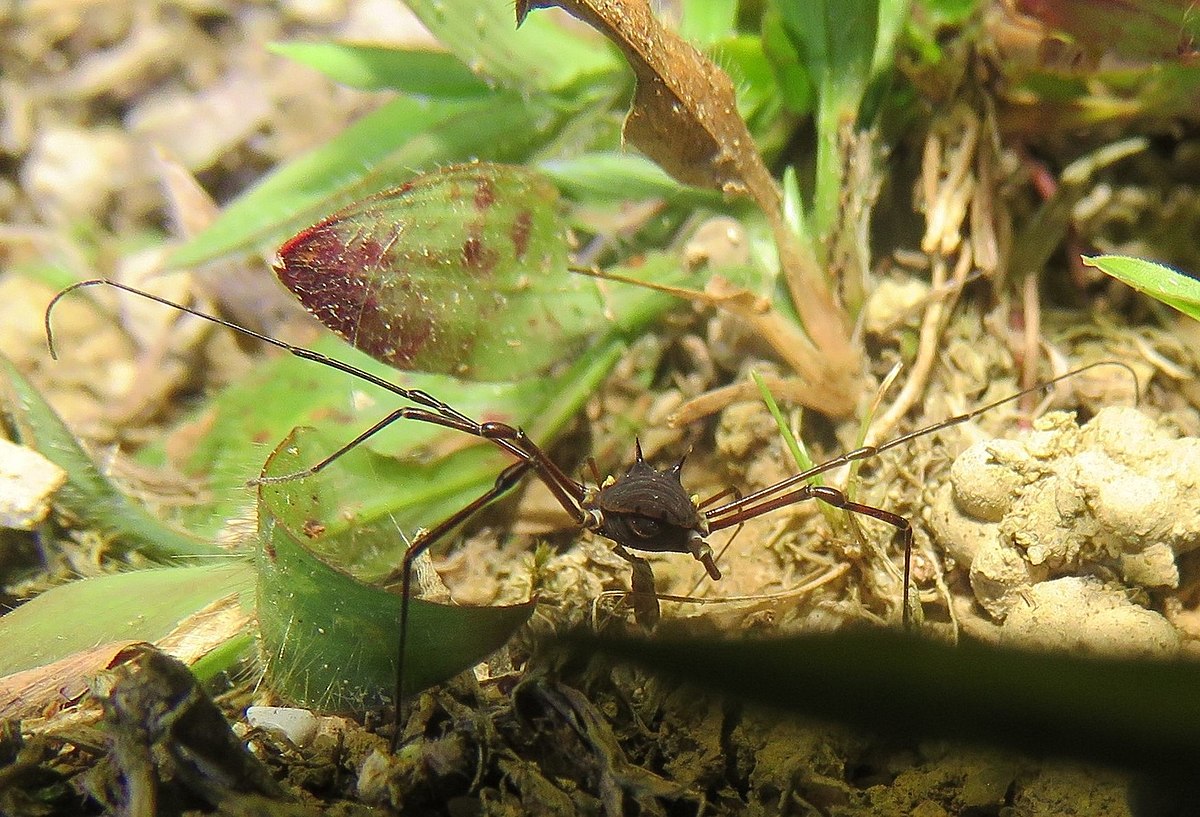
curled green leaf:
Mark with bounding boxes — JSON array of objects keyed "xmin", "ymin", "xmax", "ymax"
[{"xmin": 256, "ymin": 428, "xmax": 535, "ymax": 711}]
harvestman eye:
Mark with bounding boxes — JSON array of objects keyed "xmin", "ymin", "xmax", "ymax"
[{"xmin": 628, "ymin": 516, "xmax": 663, "ymax": 539}]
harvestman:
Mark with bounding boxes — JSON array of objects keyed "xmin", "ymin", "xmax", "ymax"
[{"xmin": 45, "ymin": 279, "xmax": 1130, "ymax": 735}]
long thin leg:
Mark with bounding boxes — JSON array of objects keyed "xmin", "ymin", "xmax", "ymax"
[
  {"xmin": 47, "ymin": 279, "xmax": 591, "ymax": 515},
  {"xmin": 47, "ymin": 280, "xmax": 470, "ymax": 425},
  {"xmin": 46, "ymin": 280, "xmax": 540, "ymax": 470},
  {"xmin": 389, "ymin": 458, "xmax": 537, "ymax": 751},
  {"xmin": 689, "ymin": 485, "xmax": 743, "ymax": 594},
  {"xmin": 810, "ymin": 486, "xmax": 913, "ymax": 629},
  {"xmin": 707, "ymin": 484, "xmax": 914, "ymax": 627},
  {"xmin": 256, "ymin": 405, "xmax": 590, "ymax": 521},
  {"xmin": 701, "ymin": 361, "xmax": 1137, "ymax": 521},
  {"xmin": 694, "ymin": 362, "xmax": 1137, "ymax": 629},
  {"xmin": 697, "ymin": 485, "xmax": 739, "ymax": 511},
  {"xmin": 251, "ymin": 407, "xmax": 509, "ymax": 485}
]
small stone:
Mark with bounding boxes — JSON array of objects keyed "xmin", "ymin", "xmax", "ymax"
[
  {"xmin": 21, "ymin": 125, "xmax": 134, "ymax": 223},
  {"xmin": 245, "ymin": 705, "xmax": 319, "ymax": 747},
  {"xmin": 0, "ymin": 440, "xmax": 67, "ymax": 529}
]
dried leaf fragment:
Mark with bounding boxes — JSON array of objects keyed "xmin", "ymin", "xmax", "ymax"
[
  {"xmin": 518, "ymin": 0, "xmax": 860, "ymax": 411},
  {"xmin": 517, "ymin": 0, "xmax": 776, "ymax": 203}
]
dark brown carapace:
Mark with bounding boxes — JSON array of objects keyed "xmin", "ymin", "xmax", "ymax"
[
  {"xmin": 583, "ymin": 442, "xmax": 718, "ymax": 628},
  {"xmin": 591, "ymin": 443, "xmax": 719, "ymax": 575}
]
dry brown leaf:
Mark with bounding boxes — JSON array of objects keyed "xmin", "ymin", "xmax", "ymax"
[
  {"xmin": 518, "ymin": 0, "xmax": 859, "ymax": 412},
  {"xmin": 157, "ymin": 592, "xmax": 253, "ymax": 664},
  {"xmin": 0, "ymin": 641, "xmax": 146, "ymax": 721},
  {"xmin": 519, "ymin": 0, "xmax": 771, "ymax": 201},
  {"xmin": 155, "ymin": 145, "xmax": 220, "ymax": 239},
  {"xmin": 572, "ymin": 264, "xmax": 769, "ymax": 312},
  {"xmin": 573, "ymin": 267, "xmax": 854, "ymax": 414},
  {"xmin": 669, "ymin": 375, "xmax": 828, "ymax": 428}
]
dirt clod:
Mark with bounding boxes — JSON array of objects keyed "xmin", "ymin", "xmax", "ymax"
[{"xmin": 933, "ymin": 406, "xmax": 1199, "ymax": 652}]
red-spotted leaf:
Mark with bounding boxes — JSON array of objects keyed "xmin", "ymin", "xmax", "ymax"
[{"xmin": 273, "ymin": 162, "xmax": 599, "ymax": 381}]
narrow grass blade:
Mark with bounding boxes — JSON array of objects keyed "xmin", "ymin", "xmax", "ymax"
[
  {"xmin": 1083, "ymin": 254, "xmax": 1200, "ymax": 322},
  {"xmin": 750, "ymin": 369, "xmax": 816, "ymax": 475},
  {"xmin": 0, "ymin": 354, "xmax": 221, "ymax": 560},
  {"xmin": 0, "ymin": 562, "xmax": 253, "ymax": 677},
  {"xmin": 268, "ymin": 42, "xmax": 490, "ymax": 96}
]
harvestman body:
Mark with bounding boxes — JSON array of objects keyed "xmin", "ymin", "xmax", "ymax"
[{"xmin": 45, "ymin": 279, "xmax": 1130, "ymax": 745}]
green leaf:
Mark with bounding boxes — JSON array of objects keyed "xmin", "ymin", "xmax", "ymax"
[
  {"xmin": 273, "ymin": 163, "xmax": 597, "ymax": 381},
  {"xmin": 0, "ymin": 354, "xmax": 221, "ymax": 561},
  {"xmin": 770, "ymin": 0, "xmax": 907, "ymax": 248},
  {"xmin": 0, "ymin": 562, "xmax": 253, "ymax": 677},
  {"xmin": 170, "ymin": 93, "xmax": 564, "ymax": 267},
  {"xmin": 762, "ymin": 9, "xmax": 814, "ymax": 115},
  {"xmin": 1083, "ymin": 255, "xmax": 1200, "ymax": 322},
  {"xmin": 821, "ymin": 0, "xmax": 879, "ymax": 113},
  {"xmin": 405, "ymin": 0, "xmax": 618, "ymax": 92},
  {"xmin": 568, "ymin": 628, "xmax": 1200, "ymax": 779},
  {"xmin": 775, "ymin": 0, "xmax": 883, "ymax": 239},
  {"xmin": 713, "ymin": 34, "xmax": 784, "ymax": 124},
  {"xmin": 268, "ymin": 41, "xmax": 491, "ymax": 96},
  {"xmin": 679, "ymin": 0, "xmax": 738, "ymax": 46},
  {"xmin": 538, "ymin": 153, "xmax": 715, "ymax": 203},
  {"xmin": 256, "ymin": 428, "xmax": 536, "ymax": 710}
]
